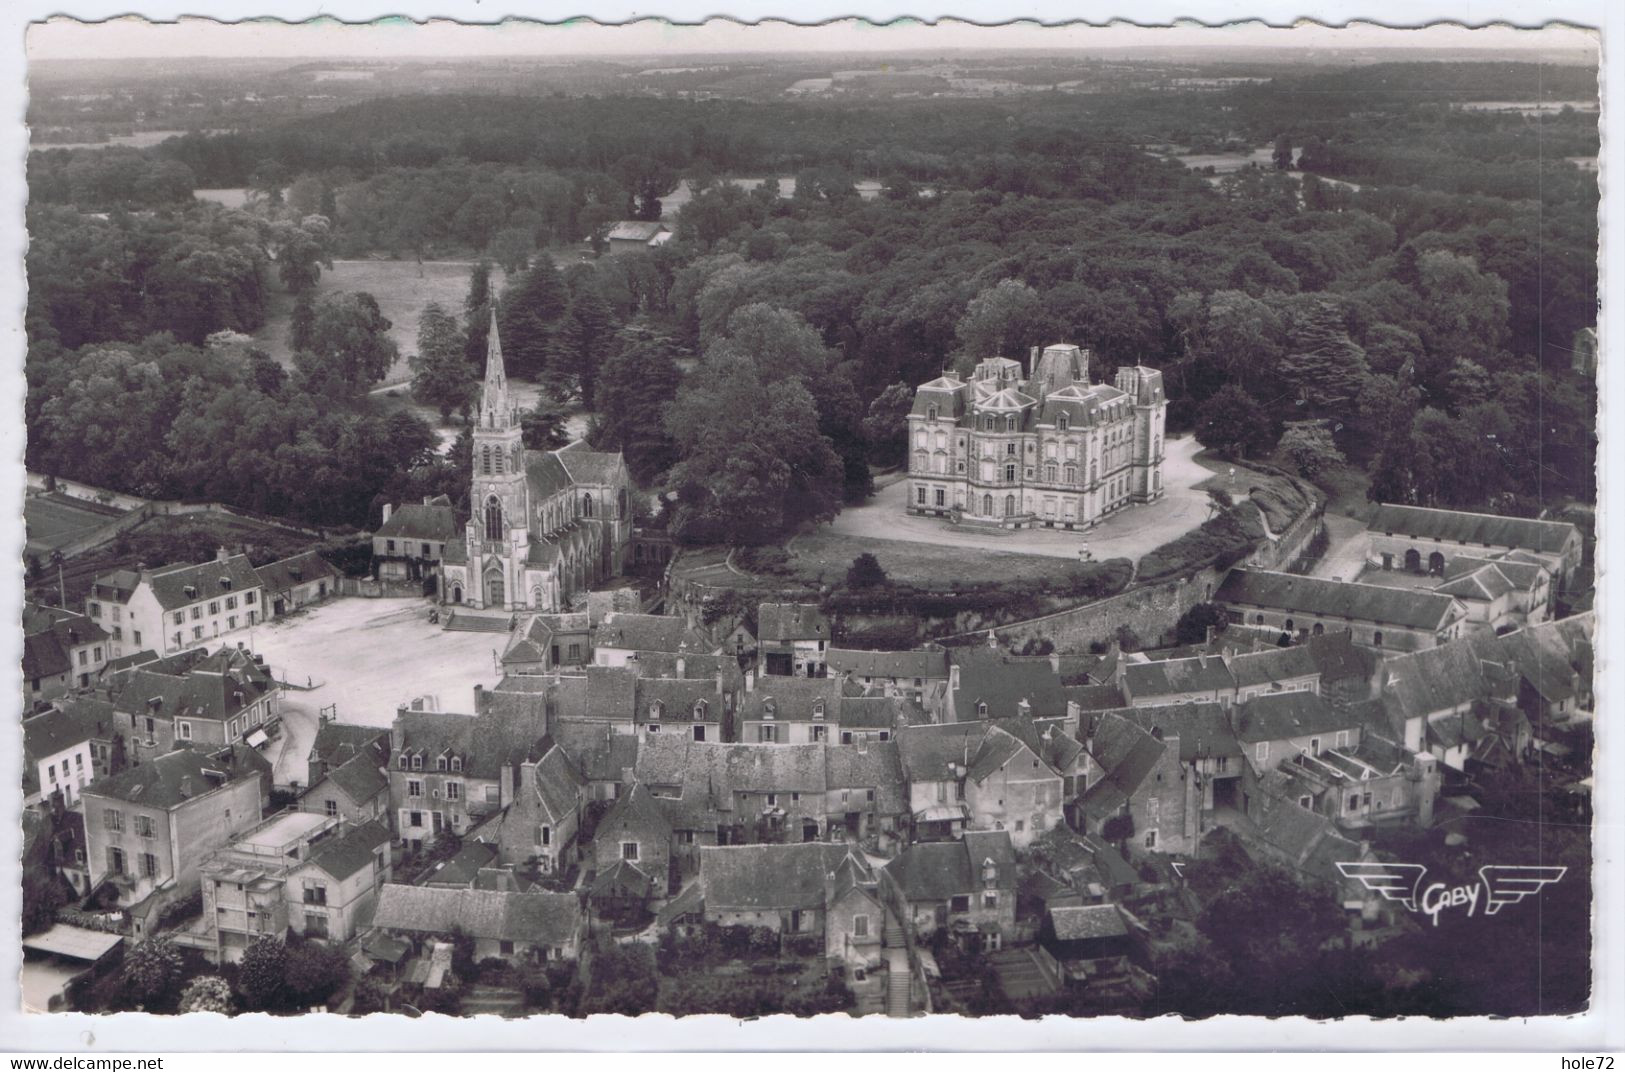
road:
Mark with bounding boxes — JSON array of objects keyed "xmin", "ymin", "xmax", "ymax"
[
  {"xmin": 824, "ymin": 436, "xmax": 1238, "ymax": 564},
  {"xmin": 1312, "ymin": 512, "xmax": 1371, "ymax": 582}
]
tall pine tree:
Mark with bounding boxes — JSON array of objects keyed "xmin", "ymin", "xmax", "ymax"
[{"xmin": 497, "ymin": 258, "xmax": 569, "ymax": 379}]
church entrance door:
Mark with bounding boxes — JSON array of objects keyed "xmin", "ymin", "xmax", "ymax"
[{"xmin": 486, "ymin": 574, "xmax": 505, "ymax": 607}]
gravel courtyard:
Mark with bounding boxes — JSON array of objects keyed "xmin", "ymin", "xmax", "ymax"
[{"xmin": 242, "ymin": 597, "xmax": 508, "ymax": 787}]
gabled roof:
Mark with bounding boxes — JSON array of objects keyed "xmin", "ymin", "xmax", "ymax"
[
  {"xmin": 140, "ymin": 554, "xmax": 264, "ymax": 611},
  {"xmin": 552, "ymin": 721, "xmax": 640, "ymax": 783},
  {"xmin": 757, "ymin": 603, "xmax": 830, "ymax": 643},
  {"xmin": 594, "ymin": 613, "xmax": 709, "ymax": 654},
  {"xmin": 24, "ymin": 698, "xmax": 115, "ymax": 761},
  {"xmin": 22, "ymin": 604, "xmax": 109, "ymax": 675},
  {"xmin": 424, "ymin": 841, "xmax": 501, "ymax": 887},
  {"xmin": 1227, "ymin": 645, "xmax": 1321, "ymax": 690},
  {"xmin": 825, "ymin": 742, "xmax": 907, "ymax": 813},
  {"xmin": 1377, "ymin": 633, "xmax": 1509, "ymax": 733},
  {"xmin": 1303, "ymin": 631, "xmax": 1376, "ymax": 685},
  {"xmin": 636, "ymin": 676, "xmax": 726, "ymax": 725},
  {"xmin": 1216, "ymin": 569, "xmax": 1463, "ymax": 632},
  {"xmin": 1248, "ymin": 793, "xmax": 1363, "ymax": 884},
  {"xmin": 897, "ymin": 721, "xmax": 988, "ymax": 783},
  {"xmin": 949, "ymin": 647, "xmax": 1068, "ymax": 719},
  {"xmin": 393, "ymin": 706, "xmax": 549, "ymax": 780},
  {"xmin": 318, "ymin": 751, "xmax": 390, "ymax": 804},
  {"xmin": 111, "ymin": 647, "xmax": 278, "ymax": 725},
  {"xmin": 596, "ymin": 782, "xmax": 671, "ymax": 845},
  {"xmin": 1122, "ymin": 655, "xmax": 1236, "ymax": 699},
  {"xmin": 1435, "ymin": 563, "xmax": 1515, "ymax": 603},
  {"xmin": 884, "ymin": 830, "xmax": 1016, "ymax": 902},
  {"xmin": 1232, "ymin": 691, "xmax": 1360, "ymax": 744},
  {"xmin": 1118, "ymin": 702, "xmax": 1243, "ymax": 760},
  {"xmin": 838, "ymin": 693, "xmax": 930, "ymax": 731},
  {"xmin": 371, "ymin": 885, "xmax": 581, "ymax": 945},
  {"xmin": 531, "ymin": 742, "xmax": 589, "ymax": 824},
  {"xmin": 253, "ymin": 550, "xmax": 339, "ymax": 596},
  {"xmin": 1497, "ymin": 612, "xmax": 1594, "ymax": 706},
  {"xmin": 1060, "ymin": 683, "xmax": 1127, "ymax": 711},
  {"xmin": 554, "ymin": 442, "xmax": 627, "ymax": 487},
  {"xmin": 1369, "ymin": 504, "xmax": 1579, "ymax": 557},
  {"xmin": 376, "ymin": 496, "xmax": 459, "ymax": 541},
  {"xmin": 301, "ymin": 820, "xmax": 391, "ymax": 881},
  {"xmin": 605, "ymin": 220, "xmax": 669, "ymax": 242},
  {"xmin": 697, "ymin": 842, "xmax": 863, "ymax": 911},
  {"xmin": 1079, "ymin": 714, "xmax": 1165, "ymax": 817},
  {"xmin": 83, "ymin": 744, "xmax": 268, "ymax": 809},
  {"xmin": 309, "ymin": 721, "xmax": 390, "ymax": 772},
  {"xmin": 826, "ymin": 647, "xmax": 949, "ymax": 680},
  {"xmin": 740, "ymin": 674, "xmax": 848, "ymax": 722}
]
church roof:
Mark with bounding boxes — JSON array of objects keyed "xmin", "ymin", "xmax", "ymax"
[
  {"xmin": 555, "ymin": 442, "xmax": 626, "ymax": 487},
  {"xmin": 527, "ymin": 453, "xmax": 573, "ymax": 500}
]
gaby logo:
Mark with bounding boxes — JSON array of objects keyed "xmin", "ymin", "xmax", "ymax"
[{"xmin": 1336, "ymin": 862, "xmax": 1567, "ymax": 928}]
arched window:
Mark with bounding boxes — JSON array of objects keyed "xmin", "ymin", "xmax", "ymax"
[
  {"xmin": 1373, "ymin": 631, "xmax": 1384, "ymax": 647},
  {"xmin": 1312, "ymin": 623, "xmax": 1325, "ymax": 637},
  {"xmin": 982, "ymin": 494, "xmax": 993, "ymax": 515},
  {"xmin": 1284, "ymin": 618, "xmax": 1295, "ymax": 633},
  {"xmin": 582, "ymin": 493, "xmax": 594, "ymax": 518},
  {"xmin": 494, "ymin": 448, "xmax": 504, "ymax": 474},
  {"xmin": 1255, "ymin": 614, "xmax": 1265, "ymax": 624},
  {"xmin": 1005, "ymin": 494, "xmax": 1016, "ymax": 516},
  {"xmin": 481, "ymin": 446, "xmax": 492, "ymax": 475},
  {"xmin": 1057, "ymin": 413, "xmax": 1069, "ymax": 431},
  {"xmin": 484, "ymin": 496, "xmax": 504, "ymax": 542},
  {"xmin": 618, "ymin": 488, "xmax": 628, "ymax": 520}
]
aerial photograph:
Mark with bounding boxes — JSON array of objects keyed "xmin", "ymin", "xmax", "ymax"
[{"xmin": 12, "ymin": 13, "xmax": 1601, "ymax": 1035}]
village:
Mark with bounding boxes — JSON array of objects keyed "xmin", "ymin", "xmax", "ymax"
[{"xmin": 19, "ymin": 322, "xmax": 1595, "ymax": 1018}]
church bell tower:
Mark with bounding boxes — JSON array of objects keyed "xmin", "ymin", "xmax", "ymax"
[{"xmin": 467, "ymin": 309, "xmax": 530, "ymax": 607}]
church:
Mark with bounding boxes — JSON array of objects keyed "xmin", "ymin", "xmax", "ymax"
[
  {"xmin": 905, "ymin": 344, "xmax": 1168, "ymax": 531},
  {"xmin": 440, "ymin": 315, "xmax": 632, "ymax": 613}
]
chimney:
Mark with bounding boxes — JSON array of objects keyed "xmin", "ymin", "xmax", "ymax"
[
  {"xmin": 1029, "ymin": 345, "xmax": 1040, "ymax": 377},
  {"xmin": 676, "ymin": 656, "xmax": 686, "ymax": 679},
  {"xmin": 473, "ymin": 683, "xmax": 485, "ymax": 712},
  {"xmin": 746, "ymin": 669, "xmax": 756, "ymax": 693},
  {"xmin": 216, "ymin": 546, "xmax": 231, "ymax": 563},
  {"xmin": 382, "ymin": 503, "xmax": 394, "ymax": 524},
  {"xmin": 948, "ymin": 664, "xmax": 960, "ymax": 693}
]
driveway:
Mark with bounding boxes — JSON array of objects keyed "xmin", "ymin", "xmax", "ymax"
[
  {"xmin": 824, "ymin": 436, "xmax": 1232, "ymax": 564},
  {"xmin": 1312, "ymin": 512, "xmax": 1371, "ymax": 582}
]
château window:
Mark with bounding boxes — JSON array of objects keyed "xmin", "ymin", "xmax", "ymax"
[
  {"xmin": 926, "ymin": 404, "xmax": 938, "ymax": 421},
  {"xmin": 983, "ymin": 417, "xmax": 994, "ymax": 432},
  {"xmin": 1064, "ymin": 465, "xmax": 1076, "ymax": 484},
  {"xmin": 1045, "ymin": 464, "xmax": 1057, "ymax": 483},
  {"xmin": 1005, "ymin": 494, "xmax": 1016, "ymax": 516},
  {"xmin": 1057, "ymin": 413, "xmax": 1070, "ymax": 431},
  {"xmin": 1005, "ymin": 464, "xmax": 1016, "ymax": 483},
  {"xmin": 1005, "ymin": 416, "xmax": 1017, "ymax": 432},
  {"xmin": 982, "ymin": 494, "xmax": 993, "ymax": 515}
]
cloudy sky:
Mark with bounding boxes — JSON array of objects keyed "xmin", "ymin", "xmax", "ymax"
[{"xmin": 28, "ymin": 16, "xmax": 1595, "ymax": 61}]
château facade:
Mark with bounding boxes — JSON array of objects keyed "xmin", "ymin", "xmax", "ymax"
[
  {"xmin": 906, "ymin": 344, "xmax": 1168, "ymax": 530},
  {"xmin": 440, "ymin": 316, "xmax": 632, "ymax": 612}
]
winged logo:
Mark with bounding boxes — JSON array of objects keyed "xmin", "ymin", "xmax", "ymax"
[
  {"xmin": 1480, "ymin": 865, "xmax": 1568, "ymax": 915},
  {"xmin": 1336, "ymin": 861, "xmax": 1429, "ymax": 911}
]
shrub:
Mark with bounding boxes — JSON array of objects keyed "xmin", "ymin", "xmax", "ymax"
[
  {"xmin": 122, "ymin": 938, "xmax": 185, "ymax": 1012},
  {"xmin": 845, "ymin": 552, "xmax": 888, "ymax": 589},
  {"xmin": 283, "ymin": 940, "xmax": 353, "ymax": 1009},
  {"xmin": 238, "ymin": 935, "xmax": 289, "ymax": 1011},
  {"xmin": 178, "ymin": 975, "xmax": 234, "ymax": 1015}
]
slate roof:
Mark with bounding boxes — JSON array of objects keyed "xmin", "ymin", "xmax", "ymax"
[
  {"xmin": 1376, "ymin": 634, "xmax": 1509, "ymax": 736},
  {"xmin": 897, "ymin": 721, "xmax": 989, "ymax": 783},
  {"xmin": 552, "ymin": 722, "xmax": 640, "ymax": 784},
  {"xmin": 1049, "ymin": 903, "xmax": 1129, "ymax": 941},
  {"xmin": 884, "ymin": 830, "xmax": 1016, "ymax": 902},
  {"xmin": 1303, "ymin": 631, "xmax": 1376, "ymax": 686},
  {"xmin": 621, "ymin": 649, "xmax": 743, "ymax": 691},
  {"xmin": 591, "ymin": 859, "xmax": 656, "ymax": 900},
  {"xmin": 531, "ymin": 743, "xmax": 589, "ymax": 823},
  {"xmin": 393, "ymin": 707, "xmax": 549, "ymax": 780},
  {"xmin": 597, "ymin": 783, "xmax": 671, "ymax": 845},
  {"xmin": 22, "ymin": 605, "xmax": 110, "ymax": 678},
  {"xmin": 554, "ymin": 442, "xmax": 627, "ymax": 487},
  {"xmin": 1122, "ymin": 655, "xmax": 1236, "ymax": 699},
  {"xmin": 1435, "ymin": 563, "xmax": 1515, "ymax": 603},
  {"xmin": 825, "ymin": 742, "xmax": 908, "ymax": 813},
  {"xmin": 1232, "ymin": 691, "xmax": 1359, "ymax": 744},
  {"xmin": 594, "ymin": 613, "xmax": 708, "ymax": 654},
  {"xmin": 302, "ymin": 820, "xmax": 391, "ymax": 881},
  {"xmin": 1248, "ymin": 793, "xmax": 1363, "ymax": 884},
  {"xmin": 636, "ymin": 677, "xmax": 725, "ymax": 725},
  {"xmin": 826, "ymin": 647, "xmax": 949, "ymax": 681},
  {"xmin": 1369, "ymin": 504, "xmax": 1579, "ymax": 557},
  {"xmin": 949, "ymin": 647, "xmax": 1068, "ymax": 719},
  {"xmin": 1227, "ymin": 645, "xmax": 1321, "ymax": 690},
  {"xmin": 838, "ymin": 693, "xmax": 929, "ymax": 731},
  {"xmin": 698, "ymin": 842, "xmax": 864, "ymax": 911},
  {"xmin": 85, "ymin": 744, "xmax": 268, "ymax": 808},
  {"xmin": 376, "ymin": 496, "xmax": 459, "ymax": 542},
  {"xmin": 1497, "ymin": 612, "xmax": 1594, "ymax": 707},
  {"xmin": 1061, "ymin": 684, "xmax": 1127, "ymax": 711},
  {"xmin": 24, "ymin": 698, "xmax": 115, "ymax": 761},
  {"xmin": 309, "ymin": 721, "xmax": 390, "ymax": 772},
  {"xmin": 371, "ymin": 885, "xmax": 581, "ymax": 946},
  {"xmin": 318, "ymin": 751, "xmax": 390, "ymax": 805},
  {"xmin": 139, "ymin": 554, "xmax": 264, "ymax": 611},
  {"xmin": 1118, "ymin": 703, "xmax": 1243, "ymax": 761},
  {"xmin": 424, "ymin": 841, "xmax": 501, "ymax": 887},
  {"xmin": 1216, "ymin": 569, "xmax": 1463, "ymax": 632},
  {"xmin": 253, "ymin": 550, "xmax": 339, "ymax": 596},
  {"xmin": 741, "ymin": 674, "xmax": 847, "ymax": 722},
  {"xmin": 758, "ymin": 603, "xmax": 830, "ymax": 643},
  {"xmin": 1079, "ymin": 714, "xmax": 1165, "ymax": 817},
  {"xmin": 112, "ymin": 648, "xmax": 278, "ymax": 725},
  {"xmin": 581, "ymin": 665, "xmax": 637, "ymax": 722}
]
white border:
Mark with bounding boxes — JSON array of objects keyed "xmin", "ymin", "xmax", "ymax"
[{"xmin": 2, "ymin": 0, "xmax": 1619, "ymax": 1052}]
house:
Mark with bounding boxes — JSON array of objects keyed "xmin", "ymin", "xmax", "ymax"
[
  {"xmin": 1076, "ymin": 713, "xmax": 1171, "ymax": 850},
  {"xmin": 1216, "ymin": 568, "xmax": 1467, "ymax": 652},
  {"xmin": 1120, "ymin": 702, "xmax": 1245, "ymax": 816},
  {"xmin": 1239, "ymin": 790, "xmax": 1370, "ymax": 890},
  {"xmin": 198, "ymin": 812, "xmax": 391, "ymax": 962},
  {"xmin": 591, "ymin": 783, "xmax": 672, "ymax": 901},
  {"xmin": 1303, "ymin": 630, "xmax": 1382, "ymax": 709},
  {"xmin": 943, "ymin": 645, "xmax": 1070, "ymax": 723},
  {"xmin": 253, "ymin": 551, "xmax": 340, "ymax": 619},
  {"xmin": 373, "ymin": 495, "xmax": 460, "ymax": 587},
  {"xmin": 824, "ymin": 741, "xmax": 909, "ymax": 846},
  {"xmin": 387, "ymin": 704, "xmax": 550, "ymax": 851},
  {"xmin": 1118, "ymin": 653, "xmax": 1236, "ymax": 708},
  {"xmin": 593, "ymin": 612, "xmax": 711, "ymax": 666},
  {"xmin": 632, "ymin": 675, "xmax": 729, "ymax": 742},
  {"xmin": 302, "ymin": 751, "xmax": 390, "ymax": 827},
  {"xmin": 490, "ymin": 738, "xmax": 589, "ymax": 879},
  {"xmin": 959, "ymin": 720, "xmax": 1076, "ymax": 848},
  {"xmin": 81, "ymin": 744, "xmax": 272, "ymax": 934},
  {"xmin": 758, "ymin": 603, "xmax": 831, "ymax": 677},
  {"xmin": 87, "ymin": 549, "xmax": 266, "ymax": 659},
  {"xmin": 370, "ymin": 884, "xmax": 584, "ymax": 963},
  {"xmin": 826, "ymin": 646, "xmax": 950, "ymax": 705},
  {"xmin": 1264, "ymin": 733, "xmax": 1440, "ymax": 831},
  {"xmin": 1040, "ymin": 903, "xmax": 1138, "ymax": 982},
  {"xmin": 1365, "ymin": 503, "xmax": 1582, "ymax": 592},
  {"xmin": 1226, "ymin": 644, "xmax": 1322, "ymax": 703},
  {"xmin": 305, "ymin": 719, "xmax": 391, "ymax": 790},
  {"xmin": 689, "ymin": 842, "xmax": 880, "ymax": 953},
  {"xmin": 23, "ymin": 603, "xmax": 111, "ymax": 703},
  {"xmin": 109, "ymin": 646, "xmax": 281, "ymax": 765},
  {"xmin": 883, "ymin": 830, "xmax": 1018, "ymax": 952},
  {"xmin": 896, "ymin": 721, "xmax": 985, "ymax": 842},
  {"xmin": 1026, "ymin": 826, "xmax": 1141, "ymax": 903},
  {"xmin": 23, "ymin": 697, "xmax": 116, "ymax": 808},
  {"xmin": 1232, "ymin": 691, "xmax": 1365, "ymax": 776},
  {"xmin": 550, "ymin": 721, "xmax": 641, "ymax": 802},
  {"xmin": 836, "ymin": 692, "xmax": 930, "ymax": 746},
  {"xmin": 1371, "ymin": 633, "xmax": 1514, "ymax": 770},
  {"xmin": 501, "ymin": 613, "xmax": 592, "ymax": 674},
  {"xmin": 737, "ymin": 674, "xmax": 851, "ymax": 744},
  {"xmin": 1496, "ymin": 612, "xmax": 1595, "ymax": 728},
  {"xmin": 604, "ymin": 220, "xmax": 672, "ymax": 255}
]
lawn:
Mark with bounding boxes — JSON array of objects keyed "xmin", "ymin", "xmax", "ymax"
[
  {"xmin": 254, "ymin": 259, "xmax": 511, "ymax": 387},
  {"xmin": 783, "ymin": 529, "xmax": 1097, "ymax": 590},
  {"xmin": 24, "ymin": 493, "xmax": 128, "ymax": 556}
]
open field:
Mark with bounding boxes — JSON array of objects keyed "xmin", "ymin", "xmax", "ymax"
[
  {"xmin": 24, "ymin": 493, "xmax": 128, "ymax": 557},
  {"xmin": 253, "ymin": 259, "xmax": 510, "ymax": 386}
]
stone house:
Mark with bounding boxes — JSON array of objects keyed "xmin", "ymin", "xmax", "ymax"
[
  {"xmin": 826, "ymin": 646, "xmax": 950, "ymax": 705},
  {"xmin": 1216, "ymin": 568, "xmax": 1467, "ymax": 653},
  {"xmin": 1118, "ymin": 653, "xmax": 1237, "ymax": 708},
  {"xmin": 737, "ymin": 674, "xmax": 852, "ymax": 744},
  {"xmin": 591, "ymin": 783, "xmax": 672, "ymax": 895},
  {"xmin": 369, "ymin": 884, "xmax": 584, "ymax": 963},
  {"xmin": 387, "ymin": 705, "xmax": 549, "ymax": 851},
  {"xmin": 883, "ymin": 830, "xmax": 1018, "ymax": 952},
  {"xmin": 757, "ymin": 603, "xmax": 831, "ymax": 677},
  {"xmin": 690, "ymin": 842, "xmax": 882, "ymax": 958},
  {"xmin": 23, "ymin": 603, "xmax": 111, "ymax": 704},
  {"xmin": 1365, "ymin": 503, "xmax": 1582, "ymax": 592},
  {"xmin": 1226, "ymin": 644, "xmax": 1322, "ymax": 704},
  {"xmin": 109, "ymin": 646, "xmax": 281, "ymax": 765},
  {"xmin": 87, "ymin": 550, "xmax": 265, "ymax": 660},
  {"xmin": 373, "ymin": 495, "xmax": 460, "ymax": 587},
  {"xmin": 253, "ymin": 550, "xmax": 340, "ymax": 619},
  {"xmin": 23, "ymin": 697, "xmax": 115, "ymax": 808},
  {"xmin": 1231, "ymin": 691, "xmax": 1366, "ymax": 777}
]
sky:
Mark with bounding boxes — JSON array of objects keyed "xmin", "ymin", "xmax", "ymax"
[{"xmin": 27, "ymin": 16, "xmax": 1597, "ymax": 62}]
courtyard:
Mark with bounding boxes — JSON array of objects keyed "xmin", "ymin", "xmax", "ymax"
[
  {"xmin": 240, "ymin": 597, "xmax": 508, "ymax": 787},
  {"xmin": 822, "ymin": 435, "xmax": 1254, "ymax": 565}
]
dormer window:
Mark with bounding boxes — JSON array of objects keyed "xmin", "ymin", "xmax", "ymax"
[
  {"xmin": 451, "ymin": 756, "xmax": 462, "ymax": 772},
  {"xmin": 437, "ymin": 756, "xmax": 448, "ymax": 771},
  {"xmin": 1005, "ymin": 416, "xmax": 1017, "ymax": 432},
  {"xmin": 812, "ymin": 700, "xmax": 825, "ymax": 720},
  {"xmin": 763, "ymin": 699, "xmax": 777, "ymax": 720},
  {"xmin": 982, "ymin": 859, "xmax": 998, "ymax": 889},
  {"xmin": 1057, "ymin": 413, "xmax": 1069, "ymax": 431},
  {"xmin": 926, "ymin": 404, "xmax": 938, "ymax": 422},
  {"xmin": 977, "ymin": 702, "xmax": 988, "ymax": 718},
  {"xmin": 398, "ymin": 755, "xmax": 409, "ymax": 770},
  {"xmin": 411, "ymin": 754, "xmax": 422, "ymax": 771},
  {"xmin": 649, "ymin": 700, "xmax": 663, "ymax": 720},
  {"xmin": 692, "ymin": 700, "xmax": 708, "ymax": 720}
]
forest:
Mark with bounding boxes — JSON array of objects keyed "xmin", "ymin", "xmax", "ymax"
[{"xmin": 25, "ymin": 60, "xmax": 1599, "ymax": 542}]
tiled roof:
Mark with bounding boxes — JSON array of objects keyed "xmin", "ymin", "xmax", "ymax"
[
  {"xmin": 1227, "ymin": 645, "xmax": 1320, "ymax": 689},
  {"xmin": 591, "ymin": 859, "xmax": 656, "ymax": 900},
  {"xmin": 1061, "ymin": 684, "xmax": 1127, "ymax": 711},
  {"xmin": 552, "ymin": 722, "xmax": 640, "ymax": 783},
  {"xmin": 1232, "ymin": 691, "xmax": 1360, "ymax": 744},
  {"xmin": 22, "ymin": 604, "xmax": 109, "ymax": 676},
  {"xmin": 84, "ymin": 744, "xmax": 268, "ymax": 809},
  {"xmin": 141, "ymin": 555, "xmax": 263, "ymax": 611},
  {"xmin": 1216, "ymin": 569, "xmax": 1463, "ymax": 632},
  {"xmin": 897, "ymin": 721, "xmax": 987, "ymax": 783},
  {"xmin": 253, "ymin": 550, "xmax": 339, "ymax": 596},
  {"xmin": 1435, "ymin": 563, "xmax": 1515, "ymax": 603},
  {"xmin": 302, "ymin": 820, "xmax": 391, "ymax": 881},
  {"xmin": 838, "ymin": 694, "xmax": 929, "ymax": 730},
  {"xmin": 1249, "ymin": 793, "xmax": 1363, "ymax": 884},
  {"xmin": 319, "ymin": 751, "xmax": 389, "ymax": 805},
  {"xmin": 1377, "ymin": 634, "xmax": 1509, "ymax": 734},
  {"xmin": 636, "ymin": 676, "xmax": 725, "ymax": 725},
  {"xmin": 425, "ymin": 841, "xmax": 500, "ymax": 887},
  {"xmin": 698, "ymin": 842, "xmax": 863, "ymax": 911},
  {"xmin": 1049, "ymin": 903, "xmax": 1129, "ymax": 941},
  {"xmin": 393, "ymin": 706, "xmax": 549, "ymax": 780},
  {"xmin": 1303, "ymin": 630, "xmax": 1376, "ymax": 685},
  {"xmin": 594, "ymin": 613, "xmax": 708, "ymax": 654},
  {"xmin": 1369, "ymin": 504, "xmax": 1579, "ymax": 557},
  {"xmin": 371, "ymin": 884, "xmax": 581, "ymax": 945},
  {"xmin": 826, "ymin": 647, "xmax": 948, "ymax": 680},
  {"xmin": 758, "ymin": 603, "xmax": 830, "ymax": 643},
  {"xmin": 1122, "ymin": 655, "xmax": 1236, "ymax": 699},
  {"xmin": 740, "ymin": 674, "xmax": 847, "ymax": 722},
  {"xmin": 1079, "ymin": 714, "xmax": 1165, "ymax": 817},
  {"xmin": 376, "ymin": 496, "xmax": 460, "ymax": 541},
  {"xmin": 621, "ymin": 650, "xmax": 743, "ymax": 691}
]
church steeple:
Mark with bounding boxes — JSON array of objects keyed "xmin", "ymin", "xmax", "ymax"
[{"xmin": 480, "ymin": 306, "xmax": 515, "ymax": 431}]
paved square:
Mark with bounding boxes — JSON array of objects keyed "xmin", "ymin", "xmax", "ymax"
[{"xmin": 239, "ymin": 597, "xmax": 507, "ymax": 787}]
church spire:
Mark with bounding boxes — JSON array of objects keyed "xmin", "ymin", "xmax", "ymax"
[{"xmin": 480, "ymin": 305, "xmax": 513, "ymax": 429}]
